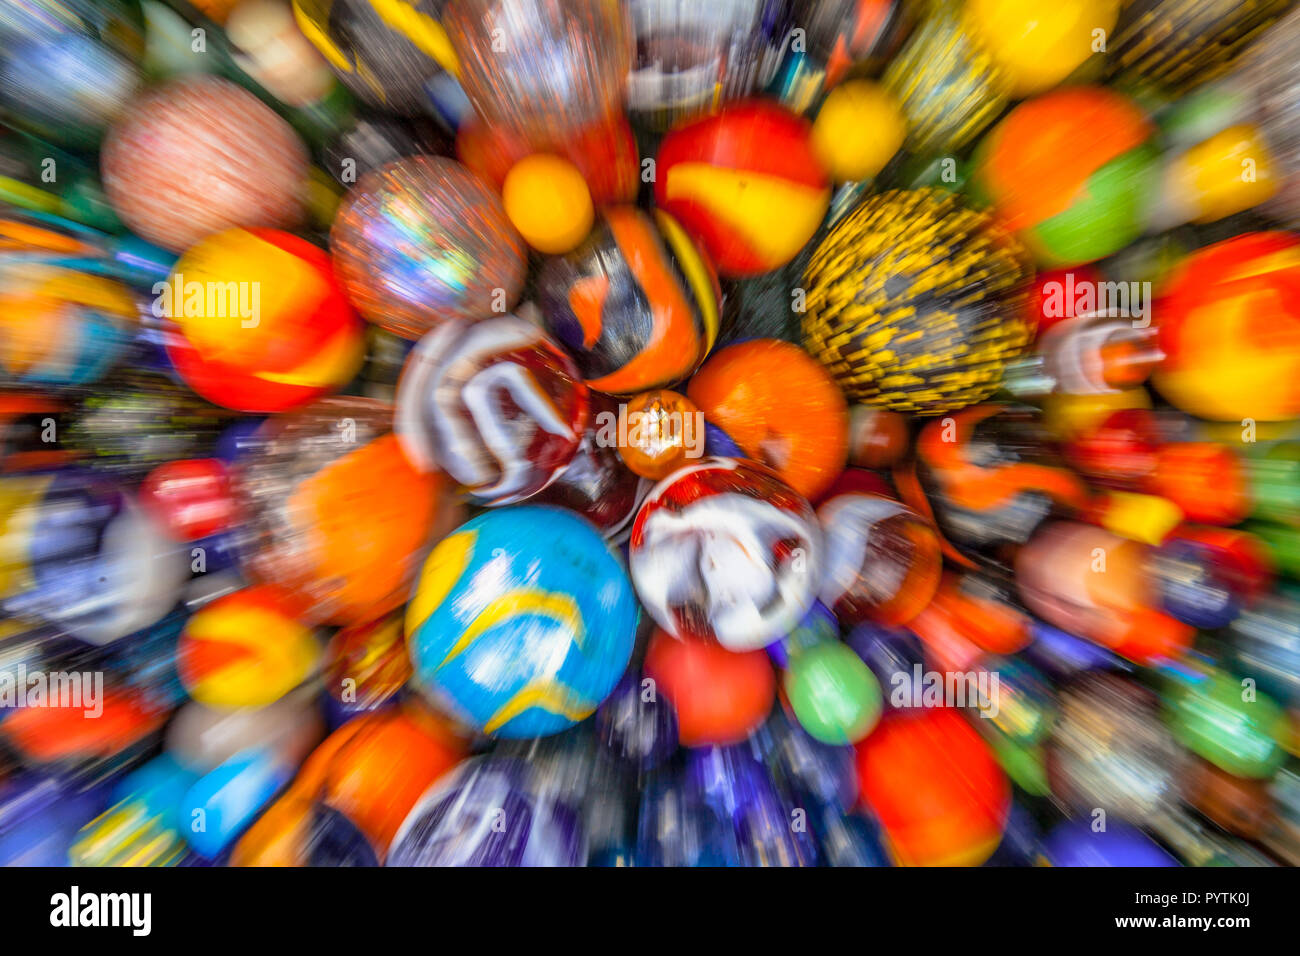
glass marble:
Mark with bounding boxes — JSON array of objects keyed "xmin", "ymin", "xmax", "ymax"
[
  {"xmin": 0, "ymin": 262, "xmax": 136, "ymax": 388},
  {"xmin": 629, "ymin": 458, "xmax": 823, "ymax": 652},
  {"xmin": 1047, "ymin": 672, "xmax": 1186, "ymax": 825},
  {"xmin": 330, "ymin": 156, "xmax": 527, "ymax": 340},
  {"xmin": 1151, "ymin": 528, "xmax": 1272, "ymax": 630},
  {"xmin": 0, "ymin": 0, "xmax": 144, "ymax": 149},
  {"xmin": 879, "ymin": 2, "xmax": 1007, "ymax": 155},
  {"xmin": 322, "ymin": 613, "xmax": 412, "ymax": 720},
  {"xmin": 614, "ymin": 389, "xmax": 703, "ymax": 480},
  {"xmin": 643, "ymin": 627, "xmax": 775, "ymax": 747},
  {"xmin": 291, "ymin": 0, "xmax": 459, "ymax": 115},
  {"xmin": 388, "ymin": 756, "xmax": 587, "ymax": 866},
  {"xmin": 0, "ymin": 469, "xmax": 188, "ymax": 645},
  {"xmin": 1235, "ymin": 5, "xmax": 1300, "ymax": 228},
  {"xmin": 595, "ymin": 672, "xmax": 679, "ymax": 770},
  {"xmin": 537, "ymin": 206, "xmax": 720, "ymax": 396},
  {"xmin": 65, "ymin": 369, "xmax": 233, "ymax": 481},
  {"xmin": 766, "ymin": 0, "xmax": 911, "ymax": 113},
  {"xmin": 1041, "ymin": 819, "xmax": 1178, "ymax": 867},
  {"xmin": 532, "ymin": 397, "xmax": 647, "ymax": 541},
  {"xmin": 405, "ymin": 506, "xmax": 639, "ymax": 738},
  {"xmin": 443, "ymin": 0, "xmax": 632, "ymax": 140},
  {"xmin": 395, "ymin": 315, "xmax": 589, "ymax": 506},
  {"xmin": 1106, "ymin": 0, "xmax": 1291, "ymax": 95},
  {"xmin": 625, "ymin": 0, "xmax": 780, "ymax": 131},
  {"xmin": 817, "ymin": 493, "xmax": 941, "ymax": 628},
  {"xmin": 802, "ymin": 189, "xmax": 1033, "ymax": 414},
  {"xmin": 1162, "ymin": 660, "xmax": 1287, "ymax": 780},
  {"xmin": 231, "ymin": 397, "xmax": 452, "ymax": 626},
  {"xmin": 782, "ymin": 639, "xmax": 882, "ymax": 745},
  {"xmin": 755, "ymin": 710, "xmax": 858, "ymax": 812},
  {"xmin": 1231, "ymin": 587, "xmax": 1300, "ymax": 706},
  {"xmin": 900, "ymin": 404, "xmax": 1088, "ymax": 572},
  {"xmin": 846, "ymin": 622, "xmax": 926, "ymax": 711},
  {"xmin": 636, "ymin": 769, "xmax": 739, "ymax": 867},
  {"xmin": 0, "ymin": 774, "xmax": 108, "ymax": 866},
  {"xmin": 102, "ymin": 76, "xmax": 307, "ymax": 253}
]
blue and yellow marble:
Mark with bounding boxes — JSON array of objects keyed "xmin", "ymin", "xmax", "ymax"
[{"xmin": 406, "ymin": 506, "xmax": 639, "ymax": 738}]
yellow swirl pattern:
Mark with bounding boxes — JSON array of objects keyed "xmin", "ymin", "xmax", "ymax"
[
  {"xmin": 483, "ymin": 679, "xmax": 596, "ymax": 735},
  {"xmin": 406, "ymin": 529, "xmax": 476, "ymax": 633},
  {"xmin": 438, "ymin": 589, "xmax": 584, "ymax": 668}
]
